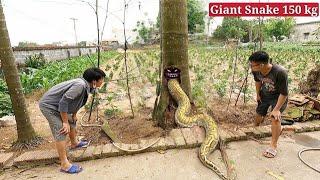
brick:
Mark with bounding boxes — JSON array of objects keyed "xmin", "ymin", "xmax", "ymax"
[
  {"xmin": 137, "ymin": 139, "xmax": 152, "ymax": 152},
  {"xmin": 181, "ymin": 128, "xmax": 198, "ymax": 148},
  {"xmin": 101, "ymin": 143, "xmax": 121, "ymax": 158},
  {"xmin": 93, "ymin": 145, "xmax": 103, "ymax": 159},
  {"xmin": 240, "ymin": 127, "xmax": 255, "ymax": 136},
  {"xmin": 138, "ymin": 139, "xmax": 148, "ymax": 149},
  {"xmin": 79, "ymin": 146, "xmax": 95, "ymax": 161},
  {"xmin": 228, "ymin": 130, "xmax": 241, "ymax": 141},
  {"xmin": 309, "ymin": 120, "xmax": 320, "ymax": 131},
  {"xmin": 219, "ymin": 129, "xmax": 232, "ymax": 142},
  {"xmin": 0, "ymin": 153, "xmax": 14, "ymax": 169},
  {"xmin": 117, "ymin": 143, "xmax": 143, "ymax": 155},
  {"xmin": 292, "ymin": 123, "xmax": 304, "ymax": 133},
  {"xmin": 169, "ymin": 129, "xmax": 186, "ymax": 148},
  {"xmin": 101, "ymin": 143, "xmax": 112, "ymax": 157},
  {"xmin": 231, "ymin": 129, "xmax": 247, "ymax": 140},
  {"xmin": 225, "ymin": 130, "xmax": 237, "ymax": 141},
  {"xmin": 14, "ymin": 150, "xmax": 58, "ymax": 167},
  {"xmin": 129, "ymin": 144, "xmax": 139, "ymax": 151},
  {"xmin": 164, "ymin": 136, "xmax": 176, "ymax": 149},
  {"xmin": 227, "ymin": 130, "xmax": 239, "ymax": 141},
  {"xmin": 256, "ymin": 126, "xmax": 272, "ymax": 137},
  {"xmin": 300, "ymin": 122, "xmax": 315, "ymax": 132},
  {"xmin": 69, "ymin": 149, "xmax": 85, "ymax": 162},
  {"xmin": 191, "ymin": 126, "xmax": 205, "ymax": 145},
  {"xmin": 151, "ymin": 137, "xmax": 166, "ymax": 151},
  {"xmin": 251, "ymin": 127, "xmax": 264, "ymax": 138}
]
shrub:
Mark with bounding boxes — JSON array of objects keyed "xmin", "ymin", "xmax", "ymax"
[
  {"xmin": 0, "ymin": 92, "xmax": 13, "ymax": 117},
  {"xmin": 25, "ymin": 53, "xmax": 46, "ymax": 69}
]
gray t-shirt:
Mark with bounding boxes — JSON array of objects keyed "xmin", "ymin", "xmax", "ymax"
[
  {"xmin": 252, "ymin": 64, "xmax": 288, "ymax": 99},
  {"xmin": 39, "ymin": 78, "xmax": 91, "ymax": 113}
]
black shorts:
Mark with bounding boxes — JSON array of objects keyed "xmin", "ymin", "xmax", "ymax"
[{"xmin": 256, "ymin": 97, "xmax": 287, "ymax": 116}]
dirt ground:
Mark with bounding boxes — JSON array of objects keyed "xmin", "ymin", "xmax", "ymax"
[
  {"xmin": 0, "ymin": 52, "xmax": 263, "ymax": 153},
  {"xmin": 0, "ymin": 91, "xmax": 260, "ymax": 153}
]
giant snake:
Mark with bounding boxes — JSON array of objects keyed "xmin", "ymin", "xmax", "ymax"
[
  {"xmin": 80, "ymin": 66, "xmax": 229, "ymax": 179},
  {"xmin": 165, "ymin": 67, "xmax": 229, "ymax": 180}
]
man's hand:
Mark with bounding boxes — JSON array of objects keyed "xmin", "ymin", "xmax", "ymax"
[
  {"xmin": 59, "ymin": 122, "xmax": 70, "ymax": 135},
  {"xmin": 270, "ymin": 110, "xmax": 281, "ymax": 121}
]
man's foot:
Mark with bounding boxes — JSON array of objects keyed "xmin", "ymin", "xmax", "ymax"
[
  {"xmin": 263, "ymin": 147, "xmax": 277, "ymax": 158},
  {"xmin": 60, "ymin": 164, "xmax": 83, "ymax": 174},
  {"xmin": 70, "ymin": 140, "xmax": 89, "ymax": 150}
]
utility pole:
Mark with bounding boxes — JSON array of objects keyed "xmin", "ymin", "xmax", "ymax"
[{"xmin": 70, "ymin": 17, "xmax": 78, "ymax": 46}]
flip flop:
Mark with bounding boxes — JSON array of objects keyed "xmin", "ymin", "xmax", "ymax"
[
  {"xmin": 281, "ymin": 119, "xmax": 294, "ymax": 126},
  {"xmin": 70, "ymin": 140, "xmax": 89, "ymax": 150},
  {"xmin": 60, "ymin": 164, "xmax": 83, "ymax": 174},
  {"xmin": 263, "ymin": 147, "xmax": 277, "ymax": 158}
]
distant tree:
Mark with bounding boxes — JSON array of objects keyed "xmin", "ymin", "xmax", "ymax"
[
  {"xmin": 133, "ymin": 21, "xmax": 153, "ymax": 44},
  {"xmin": 187, "ymin": 0, "xmax": 205, "ymax": 34},
  {"xmin": 213, "ymin": 17, "xmax": 247, "ymax": 41},
  {"xmin": 78, "ymin": 41, "xmax": 87, "ymax": 46},
  {"xmin": 264, "ymin": 17, "xmax": 295, "ymax": 41},
  {"xmin": 17, "ymin": 41, "xmax": 38, "ymax": 47},
  {"xmin": 156, "ymin": 0, "xmax": 205, "ymax": 34}
]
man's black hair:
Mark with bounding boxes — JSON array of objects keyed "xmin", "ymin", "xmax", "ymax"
[
  {"xmin": 249, "ymin": 51, "xmax": 270, "ymax": 64},
  {"xmin": 83, "ymin": 67, "xmax": 106, "ymax": 83}
]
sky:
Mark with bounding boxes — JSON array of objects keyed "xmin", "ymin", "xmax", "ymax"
[{"xmin": 2, "ymin": 0, "xmax": 320, "ymax": 46}]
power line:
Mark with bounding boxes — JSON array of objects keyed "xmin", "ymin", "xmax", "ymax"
[{"xmin": 70, "ymin": 17, "xmax": 79, "ymax": 45}]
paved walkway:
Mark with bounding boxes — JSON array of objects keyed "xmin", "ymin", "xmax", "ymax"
[{"xmin": 1, "ymin": 131, "xmax": 320, "ymax": 180}]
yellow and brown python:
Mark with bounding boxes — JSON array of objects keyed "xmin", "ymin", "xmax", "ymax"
[{"xmin": 167, "ymin": 78, "xmax": 228, "ymax": 180}]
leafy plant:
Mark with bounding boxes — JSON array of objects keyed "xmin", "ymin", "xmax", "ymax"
[
  {"xmin": 25, "ymin": 53, "xmax": 46, "ymax": 69},
  {"xmin": 0, "ymin": 92, "xmax": 13, "ymax": 117},
  {"xmin": 103, "ymin": 93, "xmax": 120, "ymax": 117},
  {"xmin": 20, "ymin": 51, "xmax": 118, "ymax": 94},
  {"xmin": 213, "ymin": 79, "xmax": 228, "ymax": 98},
  {"xmin": 0, "ymin": 78, "xmax": 8, "ymax": 94},
  {"xmin": 192, "ymin": 82, "xmax": 207, "ymax": 107}
]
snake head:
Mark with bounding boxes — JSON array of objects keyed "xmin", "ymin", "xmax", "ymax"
[{"xmin": 164, "ymin": 67, "xmax": 181, "ymax": 80}]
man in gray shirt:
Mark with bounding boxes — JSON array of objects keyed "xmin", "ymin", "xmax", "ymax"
[
  {"xmin": 39, "ymin": 67, "xmax": 105, "ymax": 173},
  {"xmin": 249, "ymin": 51, "xmax": 288, "ymax": 158}
]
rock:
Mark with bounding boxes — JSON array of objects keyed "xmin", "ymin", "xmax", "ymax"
[{"xmin": 0, "ymin": 115, "xmax": 16, "ymax": 127}]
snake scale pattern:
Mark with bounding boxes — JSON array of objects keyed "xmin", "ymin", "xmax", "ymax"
[{"xmin": 168, "ymin": 79, "xmax": 228, "ymax": 180}]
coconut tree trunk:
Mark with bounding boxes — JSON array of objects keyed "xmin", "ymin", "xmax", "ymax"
[
  {"xmin": 153, "ymin": 0, "xmax": 191, "ymax": 129},
  {"xmin": 0, "ymin": 1, "xmax": 38, "ymax": 144}
]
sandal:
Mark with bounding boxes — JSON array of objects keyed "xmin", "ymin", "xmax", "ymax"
[
  {"xmin": 263, "ymin": 147, "xmax": 277, "ymax": 158},
  {"xmin": 281, "ymin": 119, "xmax": 294, "ymax": 126},
  {"xmin": 70, "ymin": 140, "xmax": 89, "ymax": 150},
  {"xmin": 60, "ymin": 164, "xmax": 83, "ymax": 174}
]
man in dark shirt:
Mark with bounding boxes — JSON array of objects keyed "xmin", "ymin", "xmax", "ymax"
[
  {"xmin": 39, "ymin": 68, "xmax": 105, "ymax": 173},
  {"xmin": 249, "ymin": 51, "xmax": 288, "ymax": 158}
]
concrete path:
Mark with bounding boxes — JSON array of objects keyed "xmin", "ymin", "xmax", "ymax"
[{"xmin": 1, "ymin": 131, "xmax": 320, "ymax": 180}]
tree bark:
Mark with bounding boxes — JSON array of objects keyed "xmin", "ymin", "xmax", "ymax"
[
  {"xmin": 153, "ymin": 0, "xmax": 191, "ymax": 129},
  {"xmin": 0, "ymin": 1, "xmax": 38, "ymax": 143}
]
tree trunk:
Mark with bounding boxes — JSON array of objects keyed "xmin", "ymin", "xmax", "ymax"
[
  {"xmin": 153, "ymin": 0, "xmax": 191, "ymax": 129},
  {"xmin": 0, "ymin": 1, "xmax": 38, "ymax": 143}
]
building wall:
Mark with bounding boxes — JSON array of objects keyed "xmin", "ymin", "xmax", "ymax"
[
  {"xmin": 13, "ymin": 47, "xmax": 97, "ymax": 64},
  {"xmin": 292, "ymin": 21, "xmax": 320, "ymax": 42}
]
